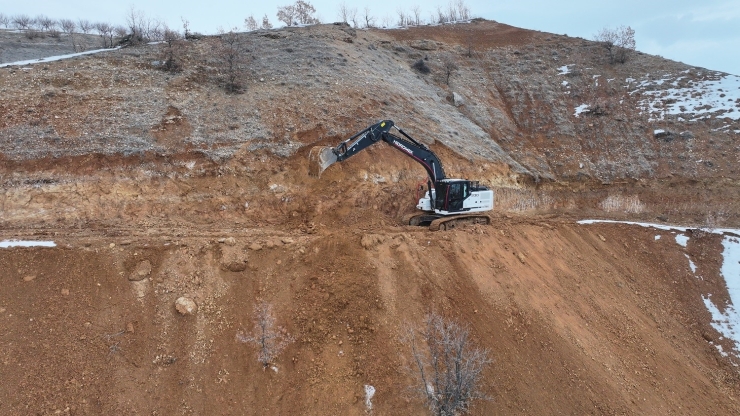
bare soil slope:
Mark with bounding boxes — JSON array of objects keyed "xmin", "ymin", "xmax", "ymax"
[
  {"xmin": 1, "ymin": 220, "xmax": 738, "ymax": 415},
  {"xmin": 1, "ymin": 21, "xmax": 739, "ymax": 415}
]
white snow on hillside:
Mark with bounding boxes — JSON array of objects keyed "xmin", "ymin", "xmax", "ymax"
[
  {"xmin": 703, "ymin": 235, "xmax": 740, "ymax": 361},
  {"xmin": 573, "ymin": 104, "xmax": 589, "ymax": 117},
  {"xmin": 559, "ymin": 65, "xmax": 740, "ymax": 130},
  {"xmin": 558, "ymin": 65, "xmax": 572, "ymax": 75},
  {"xmin": 629, "ymin": 70, "xmax": 740, "ymax": 122},
  {"xmin": 0, "ymin": 47, "xmax": 120, "ymax": 68}
]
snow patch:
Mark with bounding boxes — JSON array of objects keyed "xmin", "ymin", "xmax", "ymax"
[
  {"xmin": 655, "ymin": 235, "xmax": 661, "ymax": 240},
  {"xmin": 0, "ymin": 240, "xmax": 56, "ymax": 248},
  {"xmin": 364, "ymin": 385, "xmax": 375, "ymax": 410},
  {"xmin": 685, "ymin": 254, "xmax": 698, "ymax": 274},
  {"xmin": 574, "ymin": 104, "xmax": 589, "ymax": 117},
  {"xmin": 675, "ymin": 234, "xmax": 689, "ymax": 247},
  {"xmin": 703, "ymin": 293, "xmax": 740, "ymax": 357},
  {"xmin": 577, "ymin": 219, "xmax": 688, "ymax": 232},
  {"xmin": 0, "ymin": 47, "xmax": 120, "ymax": 68},
  {"xmin": 557, "ymin": 65, "xmax": 572, "ymax": 75}
]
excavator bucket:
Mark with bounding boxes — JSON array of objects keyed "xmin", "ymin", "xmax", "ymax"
[{"xmin": 308, "ymin": 146, "xmax": 337, "ymax": 177}]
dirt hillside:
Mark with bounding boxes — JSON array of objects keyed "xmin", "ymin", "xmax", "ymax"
[{"xmin": 1, "ymin": 21, "xmax": 739, "ymax": 415}]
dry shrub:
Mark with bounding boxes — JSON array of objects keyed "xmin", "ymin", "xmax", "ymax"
[
  {"xmin": 402, "ymin": 313, "xmax": 491, "ymax": 416},
  {"xmin": 159, "ymin": 27, "xmax": 186, "ymax": 72},
  {"xmin": 216, "ymin": 30, "xmax": 248, "ymax": 93},
  {"xmin": 236, "ymin": 302, "xmax": 293, "ymax": 369},
  {"xmin": 493, "ymin": 187, "xmax": 555, "ymax": 212},
  {"xmin": 412, "ymin": 59, "xmax": 431, "ymax": 74}
]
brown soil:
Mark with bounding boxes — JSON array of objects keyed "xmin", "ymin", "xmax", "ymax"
[
  {"xmin": 2, "ymin": 218, "xmax": 738, "ymax": 415},
  {"xmin": 1, "ymin": 20, "xmax": 740, "ymax": 415}
]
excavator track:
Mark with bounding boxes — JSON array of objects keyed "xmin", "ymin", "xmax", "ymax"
[{"xmin": 404, "ymin": 213, "xmax": 491, "ymax": 231}]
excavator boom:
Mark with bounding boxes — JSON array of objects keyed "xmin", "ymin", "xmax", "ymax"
[{"xmin": 309, "ymin": 120, "xmax": 445, "ymax": 183}]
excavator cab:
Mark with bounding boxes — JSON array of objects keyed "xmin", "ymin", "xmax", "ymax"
[{"xmin": 434, "ymin": 180, "xmax": 471, "ymax": 212}]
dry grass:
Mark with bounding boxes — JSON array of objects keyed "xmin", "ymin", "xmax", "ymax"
[
  {"xmin": 494, "ymin": 187, "xmax": 555, "ymax": 212},
  {"xmin": 598, "ymin": 194, "xmax": 645, "ymax": 214}
]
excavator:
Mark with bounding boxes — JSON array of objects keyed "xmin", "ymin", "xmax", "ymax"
[{"xmin": 309, "ymin": 120, "xmax": 493, "ymax": 230}]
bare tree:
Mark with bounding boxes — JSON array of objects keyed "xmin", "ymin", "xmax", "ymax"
[
  {"xmin": 295, "ymin": 0, "xmax": 320, "ymax": 25},
  {"xmin": 411, "ymin": 5, "xmax": 422, "ymax": 26},
  {"xmin": 216, "ymin": 29, "xmax": 248, "ymax": 93},
  {"xmin": 94, "ymin": 22, "xmax": 115, "ymax": 48},
  {"xmin": 447, "ymin": 1, "xmax": 458, "ymax": 22},
  {"xmin": 124, "ymin": 6, "xmax": 162, "ymax": 43},
  {"xmin": 261, "ymin": 14, "xmax": 273, "ymax": 29},
  {"xmin": 441, "ymin": 53, "xmax": 458, "ymax": 85},
  {"xmin": 27, "ymin": 16, "xmax": 40, "ymax": 30},
  {"xmin": 145, "ymin": 19, "xmax": 164, "ymax": 42},
  {"xmin": 78, "ymin": 19, "xmax": 93, "ymax": 34},
  {"xmin": 278, "ymin": 0, "xmax": 319, "ymax": 26},
  {"xmin": 277, "ymin": 3, "xmax": 297, "ymax": 26},
  {"xmin": 396, "ymin": 8, "xmax": 407, "ymax": 27},
  {"xmin": 0, "ymin": 13, "xmax": 10, "ymax": 29},
  {"xmin": 12, "ymin": 15, "xmax": 32, "ymax": 30},
  {"xmin": 114, "ymin": 25, "xmax": 128, "ymax": 38},
  {"xmin": 36, "ymin": 15, "xmax": 56, "ymax": 32},
  {"xmin": 59, "ymin": 19, "xmax": 76, "ymax": 35},
  {"xmin": 594, "ymin": 25, "xmax": 636, "ymax": 64},
  {"xmin": 402, "ymin": 313, "xmax": 491, "ymax": 416},
  {"xmin": 348, "ymin": 7, "xmax": 358, "ymax": 28},
  {"xmin": 125, "ymin": 6, "xmax": 146, "ymax": 44},
  {"xmin": 337, "ymin": 1, "xmax": 350, "ymax": 24},
  {"xmin": 456, "ymin": 0, "xmax": 470, "ymax": 20},
  {"xmin": 436, "ymin": 6, "xmax": 447, "ymax": 24},
  {"xmin": 159, "ymin": 26, "xmax": 185, "ymax": 72},
  {"xmin": 236, "ymin": 302, "xmax": 294, "ymax": 369},
  {"xmin": 362, "ymin": 7, "xmax": 375, "ymax": 28},
  {"xmin": 181, "ymin": 17, "xmax": 191, "ymax": 39},
  {"xmin": 245, "ymin": 15, "xmax": 259, "ymax": 31}
]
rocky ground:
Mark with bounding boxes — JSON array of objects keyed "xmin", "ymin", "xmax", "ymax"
[{"xmin": 1, "ymin": 20, "xmax": 740, "ymax": 415}]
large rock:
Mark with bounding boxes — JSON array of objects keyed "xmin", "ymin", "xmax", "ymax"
[
  {"xmin": 220, "ymin": 245, "xmax": 249, "ymax": 271},
  {"xmin": 452, "ymin": 92, "xmax": 466, "ymax": 107},
  {"xmin": 223, "ymin": 261, "xmax": 248, "ymax": 272},
  {"xmin": 175, "ymin": 297, "xmax": 198, "ymax": 315},
  {"xmin": 409, "ymin": 39, "xmax": 439, "ymax": 51}
]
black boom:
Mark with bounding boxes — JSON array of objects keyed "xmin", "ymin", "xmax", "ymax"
[{"xmin": 330, "ymin": 120, "xmax": 446, "ymax": 183}]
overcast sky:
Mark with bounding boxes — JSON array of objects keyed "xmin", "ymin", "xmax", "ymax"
[{"xmin": 2, "ymin": 1, "xmax": 738, "ymax": 75}]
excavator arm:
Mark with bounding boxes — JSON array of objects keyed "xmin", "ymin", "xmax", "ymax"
[{"xmin": 309, "ymin": 120, "xmax": 446, "ymax": 183}]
